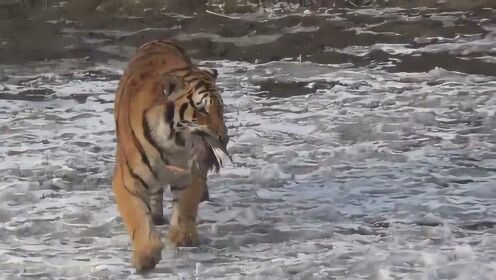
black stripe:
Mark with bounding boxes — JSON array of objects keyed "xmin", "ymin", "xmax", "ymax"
[
  {"xmin": 126, "ymin": 96, "xmax": 157, "ymax": 180},
  {"xmin": 170, "ymin": 185, "xmax": 186, "ymax": 192},
  {"xmin": 121, "ymin": 153, "xmax": 150, "ymax": 198},
  {"xmin": 183, "ymin": 75, "xmax": 196, "ymax": 83},
  {"xmin": 139, "ymin": 41, "xmax": 192, "ymax": 65},
  {"xmin": 181, "ymin": 70, "xmax": 195, "ymax": 79},
  {"xmin": 142, "ymin": 111, "xmax": 169, "ymax": 165},
  {"xmin": 172, "ymin": 198, "xmax": 179, "ymax": 203},
  {"xmin": 130, "ymin": 128, "xmax": 157, "ymax": 179},
  {"xmin": 125, "ymin": 157, "xmax": 150, "ymax": 190},
  {"xmin": 168, "ymin": 123, "xmax": 174, "ymax": 139},
  {"xmin": 197, "ymin": 89, "xmax": 209, "ymax": 96},
  {"xmin": 165, "ymin": 101, "xmax": 175, "ymax": 139},
  {"xmin": 179, "ymin": 103, "xmax": 188, "ymax": 120},
  {"xmin": 188, "ymin": 96, "xmax": 195, "ymax": 108},
  {"xmin": 122, "ymin": 175, "xmax": 151, "ymax": 212},
  {"xmin": 165, "ymin": 101, "xmax": 175, "ymax": 123},
  {"xmin": 192, "ymin": 80, "xmax": 204, "ymax": 92},
  {"xmin": 170, "ymin": 66, "xmax": 191, "ymax": 72}
]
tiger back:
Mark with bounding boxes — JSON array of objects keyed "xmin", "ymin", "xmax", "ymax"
[{"xmin": 112, "ymin": 40, "xmax": 228, "ymax": 272}]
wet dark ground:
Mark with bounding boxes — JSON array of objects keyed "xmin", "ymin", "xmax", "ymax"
[
  {"xmin": 1, "ymin": 2, "xmax": 496, "ymax": 76},
  {"xmin": 1, "ymin": 2, "xmax": 496, "ymax": 280}
]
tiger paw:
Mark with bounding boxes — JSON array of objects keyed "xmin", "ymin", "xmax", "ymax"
[
  {"xmin": 132, "ymin": 231, "xmax": 164, "ymax": 272},
  {"xmin": 168, "ymin": 224, "xmax": 199, "ymax": 247}
]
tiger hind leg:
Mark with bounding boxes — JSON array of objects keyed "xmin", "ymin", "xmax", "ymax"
[
  {"xmin": 112, "ymin": 165, "xmax": 163, "ymax": 272},
  {"xmin": 168, "ymin": 176, "xmax": 207, "ymax": 247},
  {"xmin": 150, "ymin": 189, "xmax": 168, "ymax": 225}
]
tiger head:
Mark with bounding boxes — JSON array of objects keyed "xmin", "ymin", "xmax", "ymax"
[{"xmin": 159, "ymin": 66, "xmax": 229, "ymax": 174}]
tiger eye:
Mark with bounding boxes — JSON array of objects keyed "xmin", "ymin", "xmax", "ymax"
[{"xmin": 197, "ymin": 107, "xmax": 208, "ymax": 115}]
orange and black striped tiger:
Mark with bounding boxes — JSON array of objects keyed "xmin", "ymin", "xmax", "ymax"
[{"xmin": 112, "ymin": 40, "xmax": 230, "ymax": 272}]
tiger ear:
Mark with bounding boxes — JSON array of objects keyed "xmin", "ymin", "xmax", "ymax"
[
  {"xmin": 162, "ymin": 74, "xmax": 185, "ymax": 97},
  {"xmin": 201, "ymin": 67, "xmax": 218, "ymax": 79}
]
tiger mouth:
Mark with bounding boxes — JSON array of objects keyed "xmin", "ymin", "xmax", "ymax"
[{"xmin": 191, "ymin": 139, "xmax": 231, "ymax": 174}]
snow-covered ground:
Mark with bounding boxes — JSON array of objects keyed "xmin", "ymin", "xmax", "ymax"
[{"xmin": 1, "ymin": 6, "xmax": 496, "ymax": 280}]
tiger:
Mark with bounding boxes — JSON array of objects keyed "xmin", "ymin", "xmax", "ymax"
[{"xmin": 112, "ymin": 40, "xmax": 230, "ymax": 272}]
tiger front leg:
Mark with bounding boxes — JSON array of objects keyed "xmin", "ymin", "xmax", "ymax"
[
  {"xmin": 168, "ymin": 175, "xmax": 207, "ymax": 247},
  {"xmin": 151, "ymin": 164, "xmax": 193, "ymax": 226},
  {"xmin": 112, "ymin": 166, "xmax": 163, "ymax": 272}
]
